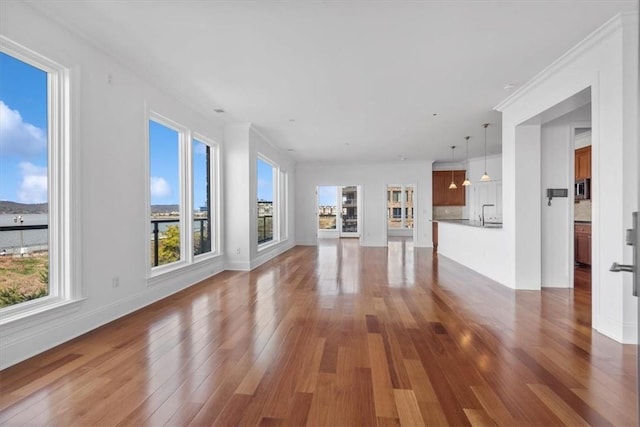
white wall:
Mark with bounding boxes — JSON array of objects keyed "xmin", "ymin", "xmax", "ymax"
[
  {"xmin": 495, "ymin": 12, "xmax": 638, "ymax": 342},
  {"xmin": 295, "ymin": 161, "xmax": 432, "ymax": 247},
  {"xmin": 224, "ymin": 124, "xmax": 252, "ymax": 270},
  {"xmin": 224, "ymin": 124, "xmax": 295, "ymax": 270}
]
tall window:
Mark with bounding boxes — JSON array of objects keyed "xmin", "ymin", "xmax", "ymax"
[
  {"xmin": 192, "ymin": 138, "xmax": 213, "ymax": 256},
  {"xmin": 0, "ymin": 52, "xmax": 49, "ymax": 307},
  {"xmin": 279, "ymin": 171, "xmax": 288, "ymax": 241},
  {"xmin": 149, "ymin": 119, "xmax": 182, "ymax": 268},
  {"xmin": 148, "ymin": 115, "xmax": 219, "ymax": 274},
  {"xmin": 0, "ymin": 39, "xmax": 73, "ymax": 310},
  {"xmin": 257, "ymin": 158, "xmax": 275, "ymax": 245}
]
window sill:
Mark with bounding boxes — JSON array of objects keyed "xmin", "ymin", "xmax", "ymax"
[
  {"xmin": 257, "ymin": 240, "xmax": 280, "ymax": 252},
  {"xmin": 148, "ymin": 252, "xmax": 224, "ymax": 287},
  {"xmin": 0, "ymin": 297, "xmax": 85, "ymax": 329}
]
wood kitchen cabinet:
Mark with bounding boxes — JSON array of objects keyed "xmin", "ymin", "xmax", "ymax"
[
  {"xmin": 432, "ymin": 170, "xmax": 466, "ymax": 206},
  {"xmin": 575, "ymin": 223, "xmax": 591, "ymax": 266},
  {"xmin": 575, "ymin": 146, "xmax": 591, "ymax": 180}
]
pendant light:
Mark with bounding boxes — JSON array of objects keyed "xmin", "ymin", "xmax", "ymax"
[
  {"xmin": 448, "ymin": 146, "xmax": 457, "ymax": 189},
  {"xmin": 481, "ymin": 123, "xmax": 491, "ymax": 182},
  {"xmin": 462, "ymin": 136, "xmax": 471, "ymax": 186}
]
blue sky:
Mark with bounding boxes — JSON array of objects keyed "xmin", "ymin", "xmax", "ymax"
[
  {"xmin": 257, "ymin": 158, "xmax": 273, "ymax": 202},
  {"xmin": 317, "ymin": 186, "xmax": 337, "ymax": 206},
  {"xmin": 149, "ymin": 121, "xmax": 210, "ymax": 210},
  {"xmin": 0, "ymin": 51, "xmax": 49, "ymax": 204}
]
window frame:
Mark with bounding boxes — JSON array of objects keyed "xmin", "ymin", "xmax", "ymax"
[
  {"xmin": 279, "ymin": 170, "xmax": 288, "ymax": 242},
  {"xmin": 256, "ymin": 154, "xmax": 280, "ymax": 250},
  {"xmin": 0, "ymin": 36, "xmax": 80, "ymax": 322},
  {"xmin": 146, "ymin": 111, "xmax": 221, "ymax": 281},
  {"xmin": 191, "ymin": 133, "xmax": 220, "ymax": 260},
  {"xmin": 147, "ymin": 113, "xmax": 187, "ymax": 274}
]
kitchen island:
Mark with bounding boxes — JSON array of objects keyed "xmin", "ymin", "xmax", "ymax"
[
  {"xmin": 435, "ymin": 219, "xmax": 503, "ymax": 229},
  {"xmin": 434, "ymin": 219, "xmax": 509, "ymax": 287}
]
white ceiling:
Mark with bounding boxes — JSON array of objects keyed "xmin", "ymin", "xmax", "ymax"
[{"xmin": 29, "ymin": 0, "xmax": 637, "ymax": 163}]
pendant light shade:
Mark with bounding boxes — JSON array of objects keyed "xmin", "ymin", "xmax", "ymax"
[
  {"xmin": 481, "ymin": 123, "xmax": 491, "ymax": 181},
  {"xmin": 449, "ymin": 146, "xmax": 457, "ymax": 189},
  {"xmin": 462, "ymin": 136, "xmax": 471, "ymax": 186}
]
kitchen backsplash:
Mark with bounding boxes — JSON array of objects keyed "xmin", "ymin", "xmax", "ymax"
[
  {"xmin": 575, "ymin": 199, "xmax": 592, "ymax": 222},
  {"xmin": 433, "ymin": 206, "xmax": 464, "ymax": 220}
]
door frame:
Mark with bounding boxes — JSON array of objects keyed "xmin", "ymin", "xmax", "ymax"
[
  {"xmin": 384, "ymin": 183, "xmax": 418, "ymax": 243},
  {"xmin": 316, "ymin": 185, "xmax": 362, "ymax": 239}
]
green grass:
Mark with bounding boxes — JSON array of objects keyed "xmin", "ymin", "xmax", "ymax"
[{"xmin": 0, "ymin": 254, "xmax": 49, "ymax": 308}]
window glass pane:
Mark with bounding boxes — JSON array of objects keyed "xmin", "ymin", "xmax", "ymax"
[
  {"xmin": 149, "ymin": 120, "xmax": 181, "ymax": 267},
  {"xmin": 0, "ymin": 52, "xmax": 50, "ymax": 307},
  {"xmin": 387, "ymin": 186, "xmax": 401, "ymax": 229},
  {"xmin": 405, "ymin": 186, "xmax": 414, "ymax": 229},
  {"xmin": 317, "ymin": 186, "xmax": 337, "ymax": 230},
  {"xmin": 193, "ymin": 139, "xmax": 211, "ymax": 256},
  {"xmin": 280, "ymin": 171, "xmax": 288, "ymax": 239},
  {"xmin": 341, "ymin": 186, "xmax": 357, "ymax": 233},
  {"xmin": 257, "ymin": 158, "xmax": 274, "ymax": 244}
]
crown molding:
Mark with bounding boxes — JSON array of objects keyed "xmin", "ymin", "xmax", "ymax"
[{"xmin": 494, "ymin": 12, "xmax": 635, "ymax": 113}]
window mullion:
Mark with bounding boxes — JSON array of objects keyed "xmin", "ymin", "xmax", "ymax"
[{"xmin": 183, "ymin": 130, "xmax": 192, "ymax": 264}]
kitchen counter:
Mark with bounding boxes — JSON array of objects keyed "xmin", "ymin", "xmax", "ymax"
[{"xmin": 433, "ymin": 219, "xmax": 503, "ymax": 229}]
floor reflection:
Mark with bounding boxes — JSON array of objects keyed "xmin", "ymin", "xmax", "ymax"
[{"xmin": 387, "ymin": 236, "xmax": 415, "ymax": 287}]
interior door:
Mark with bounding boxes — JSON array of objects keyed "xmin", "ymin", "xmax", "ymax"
[{"xmin": 317, "ymin": 185, "xmax": 360, "ymax": 238}]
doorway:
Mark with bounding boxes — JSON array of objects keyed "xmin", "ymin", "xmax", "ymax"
[
  {"xmin": 317, "ymin": 185, "xmax": 361, "ymax": 238},
  {"xmin": 572, "ymin": 126, "xmax": 592, "ymax": 293},
  {"xmin": 386, "ymin": 184, "xmax": 416, "ymax": 240}
]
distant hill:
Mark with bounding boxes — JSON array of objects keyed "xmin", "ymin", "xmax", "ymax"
[
  {"xmin": 0, "ymin": 201, "xmax": 48, "ymax": 214},
  {"xmin": 151, "ymin": 204, "xmax": 180, "ymax": 214},
  {"xmin": 0, "ymin": 201, "xmax": 180, "ymax": 215}
]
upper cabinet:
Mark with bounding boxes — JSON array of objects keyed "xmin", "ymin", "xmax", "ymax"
[
  {"xmin": 432, "ymin": 170, "xmax": 466, "ymax": 206},
  {"xmin": 575, "ymin": 146, "xmax": 591, "ymax": 180}
]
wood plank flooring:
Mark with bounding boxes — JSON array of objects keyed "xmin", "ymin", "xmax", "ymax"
[{"xmin": 0, "ymin": 238, "xmax": 636, "ymax": 426}]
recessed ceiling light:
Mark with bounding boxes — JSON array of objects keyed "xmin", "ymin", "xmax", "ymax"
[{"xmin": 213, "ymin": 108, "xmax": 225, "ymax": 113}]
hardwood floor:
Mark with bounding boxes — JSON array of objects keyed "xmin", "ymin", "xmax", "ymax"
[{"xmin": 1, "ymin": 239, "xmax": 636, "ymax": 426}]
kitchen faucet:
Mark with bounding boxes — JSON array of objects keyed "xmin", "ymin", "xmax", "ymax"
[{"xmin": 481, "ymin": 204, "xmax": 495, "ymax": 226}]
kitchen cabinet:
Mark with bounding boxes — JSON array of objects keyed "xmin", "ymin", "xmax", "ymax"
[
  {"xmin": 574, "ymin": 223, "xmax": 591, "ymax": 266},
  {"xmin": 432, "ymin": 171, "xmax": 466, "ymax": 206},
  {"xmin": 575, "ymin": 146, "xmax": 591, "ymax": 180}
]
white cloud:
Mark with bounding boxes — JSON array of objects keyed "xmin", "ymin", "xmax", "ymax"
[
  {"xmin": 17, "ymin": 162, "xmax": 47, "ymax": 203},
  {"xmin": 0, "ymin": 101, "xmax": 47, "ymax": 156},
  {"xmin": 150, "ymin": 176, "xmax": 171, "ymax": 198}
]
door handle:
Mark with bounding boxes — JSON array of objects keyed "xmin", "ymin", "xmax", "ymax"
[
  {"xmin": 610, "ymin": 262, "xmax": 634, "ymax": 273},
  {"xmin": 610, "ymin": 212, "xmax": 638, "ymax": 297}
]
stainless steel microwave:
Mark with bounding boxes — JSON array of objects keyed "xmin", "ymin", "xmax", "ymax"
[{"xmin": 575, "ymin": 178, "xmax": 590, "ymax": 200}]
